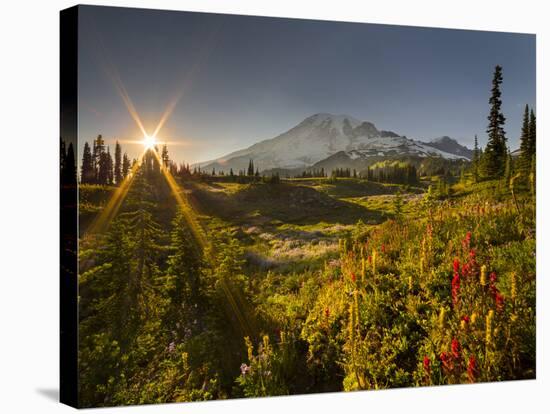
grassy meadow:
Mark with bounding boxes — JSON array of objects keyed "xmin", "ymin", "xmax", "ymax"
[{"xmin": 77, "ymin": 164, "xmax": 535, "ymax": 406}]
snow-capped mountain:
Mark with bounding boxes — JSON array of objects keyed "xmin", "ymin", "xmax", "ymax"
[
  {"xmin": 422, "ymin": 136, "xmax": 473, "ymax": 159},
  {"xmin": 199, "ymin": 113, "xmax": 471, "ymax": 173}
]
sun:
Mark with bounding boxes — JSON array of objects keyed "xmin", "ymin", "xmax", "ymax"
[{"xmin": 142, "ymin": 134, "xmax": 157, "ymax": 150}]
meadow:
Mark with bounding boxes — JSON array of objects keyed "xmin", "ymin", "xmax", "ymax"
[{"xmin": 77, "ymin": 165, "xmax": 535, "ymax": 406}]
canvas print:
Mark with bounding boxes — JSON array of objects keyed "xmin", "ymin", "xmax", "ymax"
[{"xmin": 60, "ymin": 5, "xmax": 536, "ymax": 408}]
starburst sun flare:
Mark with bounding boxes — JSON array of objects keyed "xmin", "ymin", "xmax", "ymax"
[{"xmin": 142, "ymin": 134, "xmax": 157, "ymax": 149}]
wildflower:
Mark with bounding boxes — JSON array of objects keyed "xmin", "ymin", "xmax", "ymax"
[
  {"xmin": 381, "ymin": 244, "xmax": 386, "ymax": 254},
  {"xmin": 440, "ymin": 352, "xmax": 452, "ymax": 371},
  {"xmin": 495, "ymin": 292, "xmax": 505, "ymax": 312},
  {"xmin": 461, "ymin": 315, "xmax": 470, "ymax": 324},
  {"xmin": 480, "ymin": 265, "xmax": 487, "ymax": 286},
  {"xmin": 240, "ymin": 363, "xmax": 250, "ymax": 376},
  {"xmin": 324, "ymin": 307, "xmax": 330, "ymax": 319},
  {"xmin": 451, "ymin": 338, "xmax": 461, "ymax": 359},
  {"xmin": 462, "ymin": 231, "xmax": 472, "ymax": 250},
  {"xmin": 469, "ymin": 249, "xmax": 476, "ymax": 260},
  {"xmin": 452, "ymin": 272, "xmax": 460, "ymax": 306},
  {"xmin": 423, "ymin": 355, "xmax": 431, "ymax": 378},
  {"xmin": 438, "ymin": 307, "xmax": 447, "ymax": 330},
  {"xmin": 351, "ymin": 272, "xmax": 356, "ymax": 283},
  {"xmin": 489, "ymin": 272, "xmax": 498, "ymax": 295},
  {"xmin": 372, "ymin": 249, "xmax": 377, "ymax": 274},
  {"xmin": 461, "ymin": 263, "xmax": 471, "ymax": 278},
  {"xmin": 485, "ymin": 310, "xmax": 494, "ymax": 346},
  {"xmin": 453, "ymin": 258, "xmax": 460, "ymax": 273},
  {"xmin": 471, "ymin": 312, "xmax": 477, "ymax": 325},
  {"xmin": 467, "ymin": 356, "xmax": 477, "ymax": 383},
  {"xmin": 168, "ymin": 341, "xmax": 176, "ymax": 353}
]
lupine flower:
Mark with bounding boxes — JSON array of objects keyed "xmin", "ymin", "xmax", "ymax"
[
  {"xmin": 452, "ymin": 272, "xmax": 460, "ymax": 306},
  {"xmin": 467, "ymin": 356, "xmax": 477, "ymax": 383},
  {"xmin": 451, "ymin": 338, "xmax": 461, "ymax": 359}
]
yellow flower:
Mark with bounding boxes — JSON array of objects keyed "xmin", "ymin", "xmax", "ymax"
[
  {"xmin": 510, "ymin": 272, "xmax": 517, "ymax": 301},
  {"xmin": 480, "ymin": 265, "xmax": 487, "ymax": 286}
]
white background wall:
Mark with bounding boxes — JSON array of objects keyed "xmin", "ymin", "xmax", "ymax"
[{"xmin": 0, "ymin": 0, "xmax": 547, "ymax": 412}]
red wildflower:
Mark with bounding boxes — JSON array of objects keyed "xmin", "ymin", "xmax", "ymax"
[
  {"xmin": 461, "ymin": 263, "xmax": 470, "ymax": 278},
  {"xmin": 469, "ymin": 249, "xmax": 476, "ymax": 260},
  {"xmin": 381, "ymin": 244, "xmax": 386, "ymax": 254},
  {"xmin": 324, "ymin": 307, "xmax": 330, "ymax": 318},
  {"xmin": 367, "ymin": 255, "xmax": 372, "ymax": 264},
  {"xmin": 351, "ymin": 273, "xmax": 356, "ymax": 283},
  {"xmin": 461, "ymin": 315, "xmax": 470, "ymax": 324},
  {"xmin": 423, "ymin": 356, "xmax": 431, "ymax": 377},
  {"xmin": 451, "ymin": 338, "xmax": 461, "ymax": 359},
  {"xmin": 452, "ymin": 272, "xmax": 460, "ymax": 306},
  {"xmin": 440, "ymin": 352, "xmax": 452, "ymax": 371},
  {"xmin": 495, "ymin": 292, "xmax": 505, "ymax": 312},
  {"xmin": 489, "ymin": 272, "xmax": 498, "ymax": 296},
  {"xmin": 462, "ymin": 231, "xmax": 472, "ymax": 250},
  {"xmin": 453, "ymin": 258, "xmax": 460, "ymax": 273},
  {"xmin": 467, "ymin": 355, "xmax": 477, "ymax": 382}
]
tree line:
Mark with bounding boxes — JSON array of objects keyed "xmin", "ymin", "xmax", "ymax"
[{"xmin": 471, "ymin": 65, "xmax": 536, "ymax": 183}]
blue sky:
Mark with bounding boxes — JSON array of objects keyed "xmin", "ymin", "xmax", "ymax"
[{"xmin": 78, "ymin": 5, "xmax": 535, "ymax": 164}]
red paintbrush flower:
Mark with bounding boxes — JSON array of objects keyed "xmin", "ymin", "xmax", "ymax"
[
  {"xmin": 495, "ymin": 292, "xmax": 505, "ymax": 312},
  {"xmin": 423, "ymin": 355, "xmax": 431, "ymax": 377},
  {"xmin": 467, "ymin": 355, "xmax": 477, "ymax": 382},
  {"xmin": 451, "ymin": 338, "xmax": 461, "ymax": 359},
  {"xmin": 452, "ymin": 272, "xmax": 460, "ymax": 306},
  {"xmin": 453, "ymin": 258, "xmax": 460, "ymax": 273},
  {"xmin": 461, "ymin": 315, "xmax": 470, "ymax": 324},
  {"xmin": 351, "ymin": 273, "xmax": 356, "ymax": 283}
]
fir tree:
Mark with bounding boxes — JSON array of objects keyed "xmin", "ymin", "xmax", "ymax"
[
  {"xmin": 482, "ymin": 65, "xmax": 507, "ymax": 178},
  {"xmin": 122, "ymin": 153, "xmax": 131, "ymax": 180},
  {"xmin": 528, "ymin": 109, "xmax": 536, "ymax": 166},
  {"xmin": 114, "ymin": 141, "xmax": 122, "ymax": 184},
  {"xmin": 161, "ymin": 144, "xmax": 170, "ymax": 168},
  {"xmin": 472, "ymin": 135, "xmax": 480, "ymax": 182},
  {"xmin": 81, "ymin": 141, "xmax": 95, "ymax": 184},
  {"xmin": 518, "ymin": 105, "xmax": 531, "ymax": 177}
]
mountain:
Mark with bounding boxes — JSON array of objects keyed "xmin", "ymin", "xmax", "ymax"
[
  {"xmin": 422, "ymin": 136, "xmax": 473, "ymax": 159},
  {"xmin": 198, "ymin": 113, "xmax": 471, "ymax": 173}
]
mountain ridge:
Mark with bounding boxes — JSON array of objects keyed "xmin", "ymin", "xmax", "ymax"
[{"xmin": 197, "ymin": 113, "xmax": 472, "ymax": 173}]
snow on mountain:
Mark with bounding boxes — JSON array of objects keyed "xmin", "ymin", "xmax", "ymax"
[
  {"xmin": 199, "ymin": 113, "xmax": 471, "ymax": 172},
  {"xmin": 422, "ymin": 136, "xmax": 473, "ymax": 159}
]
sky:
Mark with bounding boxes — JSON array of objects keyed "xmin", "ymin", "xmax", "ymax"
[{"xmin": 77, "ymin": 5, "xmax": 536, "ymax": 165}]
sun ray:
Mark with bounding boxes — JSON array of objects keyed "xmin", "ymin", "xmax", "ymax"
[{"xmin": 86, "ymin": 150, "xmax": 146, "ymax": 234}]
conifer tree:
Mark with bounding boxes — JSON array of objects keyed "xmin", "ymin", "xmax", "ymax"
[
  {"xmin": 122, "ymin": 153, "xmax": 131, "ymax": 180},
  {"xmin": 472, "ymin": 135, "xmax": 480, "ymax": 182},
  {"xmin": 114, "ymin": 141, "xmax": 122, "ymax": 184},
  {"xmin": 482, "ymin": 65, "xmax": 507, "ymax": 178},
  {"xmin": 63, "ymin": 142, "xmax": 77, "ymax": 184},
  {"xmin": 518, "ymin": 105, "xmax": 531, "ymax": 177},
  {"xmin": 92, "ymin": 134, "xmax": 105, "ymax": 183},
  {"xmin": 161, "ymin": 144, "xmax": 170, "ymax": 168},
  {"xmin": 81, "ymin": 141, "xmax": 95, "ymax": 184},
  {"xmin": 528, "ymin": 109, "xmax": 536, "ymax": 165}
]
